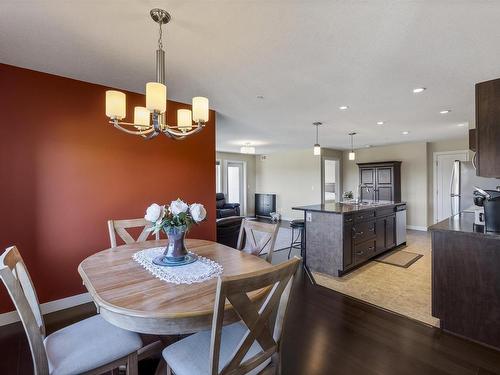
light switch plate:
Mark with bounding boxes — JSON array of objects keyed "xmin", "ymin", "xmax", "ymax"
[{"xmin": 306, "ymin": 212, "xmax": 312, "ymax": 222}]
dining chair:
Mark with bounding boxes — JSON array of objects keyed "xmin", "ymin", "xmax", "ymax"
[
  {"xmin": 236, "ymin": 219, "xmax": 279, "ymax": 263},
  {"xmin": 107, "ymin": 218, "xmax": 160, "ymax": 248},
  {"xmin": 161, "ymin": 256, "xmax": 301, "ymax": 375},
  {"xmin": 0, "ymin": 246, "xmax": 163, "ymax": 375}
]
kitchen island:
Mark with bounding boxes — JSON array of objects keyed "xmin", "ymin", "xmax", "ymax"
[
  {"xmin": 430, "ymin": 212, "xmax": 500, "ymax": 350},
  {"xmin": 293, "ymin": 201, "xmax": 405, "ymax": 277}
]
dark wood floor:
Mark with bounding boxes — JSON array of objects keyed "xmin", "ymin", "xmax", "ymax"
[{"xmin": 2, "ymin": 272, "xmax": 500, "ymax": 375}]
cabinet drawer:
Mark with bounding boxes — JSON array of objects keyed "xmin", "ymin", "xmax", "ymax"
[
  {"xmin": 376, "ymin": 207, "xmax": 395, "ymax": 218},
  {"xmin": 353, "ymin": 220, "xmax": 376, "ymax": 244},
  {"xmin": 354, "ymin": 239, "xmax": 376, "ymax": 264},
  {"xmin": 354, "ymin": 210, "xmax": 375, "ymax": 222}
]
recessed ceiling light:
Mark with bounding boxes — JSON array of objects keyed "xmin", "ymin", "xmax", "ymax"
[
  {"xmin": 413, "ymin": 87, "xmax": 426, "ymax": 93},
  {"xmin": 365, "ymin": 145, "xmax": 371, "ymax": 148},
  {"xmin": 457, "ymin": 123, "xmax": 467, "ymax": 127},
  {"xmin": 402, "ymin": 131, "xmax": 410, "ymax": 135},
  {"xmin": 440, "ymin": 109, "xmax": 451, "ymax": 114},
  {"xmin": 339, "ymin": 105, "xmax": 349, "ymax": 110},
  {"xmin": 376, "ymin": 121, "xmax": 384, "ymax": 125},
  {"xmin": 256, "ymin": 95, "xmax": 264, "ymax": 99}
]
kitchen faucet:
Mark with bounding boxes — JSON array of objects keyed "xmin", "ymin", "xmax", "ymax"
[{"xmin": 357, "ymin": 183, "xmax": 373, "ymax": 203}]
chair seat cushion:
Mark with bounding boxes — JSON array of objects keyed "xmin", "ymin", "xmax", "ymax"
[
  {"xmin": 163, "ymin": 322, "xmax": 271, "ymax": 375},
  {"xmin": 44, "ymin": 314, "xmax": 143, "ymax": 375}
]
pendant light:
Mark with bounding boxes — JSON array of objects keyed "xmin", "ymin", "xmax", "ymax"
[
  {"xmin": 348, "ymin": 132, "xmax": 357, "ymax": 160},
  {"xmin": 313, "ymin": 122, "xmax": 322, "ymax": 156}
]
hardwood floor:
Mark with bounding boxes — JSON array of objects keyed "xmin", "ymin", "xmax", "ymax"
[{"xmin": 2, "ymin": 272, "xmax": 500, "ymax": 374}]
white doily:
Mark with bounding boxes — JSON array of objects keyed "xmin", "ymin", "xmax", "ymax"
[{"xmin": 132, "ymin": 247, "xmax": 223, "ymax": 285}]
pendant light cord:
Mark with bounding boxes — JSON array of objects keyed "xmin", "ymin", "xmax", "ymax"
[
  {"xmin": 158, "ymin": 22, "xmax": 164, "ymax": 50},
  {"xmin": 316, "ymin": 124, "xmax": 319, "ymax": 144}
]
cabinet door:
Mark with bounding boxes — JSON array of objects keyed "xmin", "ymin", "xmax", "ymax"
[
  {"xmin": 375, "ymin": 217, "xmax": 386, "ymax": 252},
  {"xmin": 476, "ymin": 79, "xmax": 500, "ymax": 177},
  {"xmin": 375, "ymin": 167, "xmax": 394, "ymax": 201},
  {"xmin": 343, "ymin": 221, "xmax": 354, "ymax": 269},
  {"xmin": 385, "ymin": 214, "xmax": 396, "ymax": 249},
  {"xmin": 360, "ymin": 168, "xmax": 375, "ymax": 201}
]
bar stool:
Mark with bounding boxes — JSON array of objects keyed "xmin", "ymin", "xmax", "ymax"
[{"xmin": 288, "ymin": 219, "xmax": 305, "ymax": 259}]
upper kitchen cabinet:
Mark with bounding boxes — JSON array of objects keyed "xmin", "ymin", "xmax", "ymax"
[
  {"xmin": 358, "ymin": 161, "xmax": 402, "ymax": 202},
  {"xmin": 475, "ymin": 78, "xmax": 500, "ymax": 177}
]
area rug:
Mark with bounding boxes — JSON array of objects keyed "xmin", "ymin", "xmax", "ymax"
[
  {"xmin": 375, "ymin": 250, "xmax": 423, "ymax": 268},
  {"xmin": 312, "ymin": 231, "xmax": 440, "ymax": 327}
]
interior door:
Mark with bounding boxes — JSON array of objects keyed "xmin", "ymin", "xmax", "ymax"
[
  {"xmin": 322, "ymin": 158, "xmax": 339, "ymax": 203},
  {"xmin": 435, "ymin": 151, "xmax": 469, "ymax": 222}
]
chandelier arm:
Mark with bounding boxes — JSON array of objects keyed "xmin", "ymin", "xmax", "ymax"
[
  {"xmin": 110, "ymin": 120, "xmax": 154, "ymax": 136},
  {"xmin": 163, "ymin": 123, "xmax": 205, "ymax": 139}
]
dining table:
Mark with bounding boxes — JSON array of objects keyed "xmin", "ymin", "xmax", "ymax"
[{"xmin": 78, "ymin": 239, "xmax": 273, "ymax": 335}]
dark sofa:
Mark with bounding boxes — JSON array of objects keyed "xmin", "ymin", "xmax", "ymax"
[
  {"xmin": 216, "ymin": 216, "xmax": 244, "ymax": 248},
  {"xmin": 216, "ymin": 193, "xmax": 240, "ymax": 218}
]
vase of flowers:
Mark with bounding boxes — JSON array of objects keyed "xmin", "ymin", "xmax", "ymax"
[{"xmin": 144, "ymin": 199, "xmax": 207, "ymax": 266}]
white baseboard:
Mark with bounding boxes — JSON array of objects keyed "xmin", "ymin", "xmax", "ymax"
[
  {"xmin": 0, "ymin": 292, "xmax": 92, "ymax": 327},
  {"xmin": 406, "ymin": 225, "xmax": 428, "ymax": 231}
]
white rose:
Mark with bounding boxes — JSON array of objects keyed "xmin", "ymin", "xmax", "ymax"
[
  {"xmin": 144, "ymin": 203, "xmax": 163, "ymax": 223},
  {"xmin": 170, "ymin": 199, "xmax": 189, "ymax": 215},
  {"xmin": 190, "ymin": 203, "xmax": 207, "ymax": 222}
]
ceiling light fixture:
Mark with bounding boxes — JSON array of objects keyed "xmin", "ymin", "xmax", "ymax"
[
  {"xmin": 105, "ymin": 9, "xmax": 209, "ymax": 140},
  {"xmin": 413, "ymin": 87, "xmax": 426, "ymax": 93},
  {"xmin": 440, "ymin": 109, "xmax": 451, "ymax": 114},
  {"xmin": 256, "ymin": 95, "xmax": 264, "ymax": 99},
  {"xmin": 402, "ymin": 131, "xmax": 410, "ymax": 135},
  {"xmin": 313, "ymin": 122, "xmax": 323, "ymax": 156},
  {"xmin": 376, "ymin": 121, "xmax": 384, "ymax": 125},
  {"xmin": 348, "ymin": 132, "xmax": 357, "ymax": 160},
  {"xmin": 339, "ymin": 105, "xmax": 349, "ymax": 110},
  {"xmin": 240, "ymin": 143, "xmax": 256, "ymax": 154},
  {"xmin": 457, "ymin": 123, "xmax": 467, "ymax": 127}
]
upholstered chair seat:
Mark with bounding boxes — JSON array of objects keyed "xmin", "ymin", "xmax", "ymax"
[
  {"xmin": 163, "ymin": 322, "xmax": 270, "ymax": 375},
  {"xmin": 44, "ymin": 314, "xmax": 143, "ymax": 375}
]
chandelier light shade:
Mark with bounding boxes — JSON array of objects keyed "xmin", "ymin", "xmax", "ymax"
[
  {"xmin": 240, "ymin": 143, "xmax": 256, "ymax": 154},
  {"xmin": 312, "ymin": 122, "xmax": 322, "ymax": 156},
  {"xmin": 104, "ymin": 9, "xmax": 209, "ymax": 140},
  {"xmin": 348, "ymin": 132, "xmax": 357, "ymax": 161},
  {"xmin": 105, "ymin": 91, "xmax": 126, "ymax": 119}
]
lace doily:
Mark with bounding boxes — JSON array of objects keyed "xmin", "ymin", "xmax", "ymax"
[{"xmin": 132, "ymin": 247, "xmax": 223, "ymax": 285}]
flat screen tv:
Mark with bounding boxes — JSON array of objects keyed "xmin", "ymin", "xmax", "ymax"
[{"xmin": 255, "ymin": 193, "xmax": 276, "ymax": 218}]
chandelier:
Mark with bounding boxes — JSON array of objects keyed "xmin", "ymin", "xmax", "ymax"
[{"xmin": 105, "ymin": 9, "xmax": 209, "ymax": 140}]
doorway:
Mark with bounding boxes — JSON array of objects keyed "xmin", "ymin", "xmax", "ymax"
[
  {"xmin": 433, "ymin": 150, "xmax": 469, "ymax": 223},
  {"xmin": 225, "ymin": 160, "xmax": 246, "ymax": 215},
  {"xmin": 321, "ymin": 157, "xmax": 340, "ymax": 204}
]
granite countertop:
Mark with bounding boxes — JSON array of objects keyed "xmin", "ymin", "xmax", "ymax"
[
  {"xmin": 429, "ymin": 212, "xmax": 500, "ymax": 239},
  {"xmin": 292, "ymin": 201, "xmax": 403, "ymax": 214}
]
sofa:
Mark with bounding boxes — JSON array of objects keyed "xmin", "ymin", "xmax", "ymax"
[
  {"xmin": 216, "ymin": 193, "xmax": 240, "ymax": 218},
  {"xmin": 216, "ymin": 216, "xmax": 244, "ymax": 248}
]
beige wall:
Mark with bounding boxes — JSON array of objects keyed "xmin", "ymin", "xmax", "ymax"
[
  {"xmin": 426, "ymin": 137, "xmax": 469, "ymax": 225},
  {"xmin": 216, "ymin": 152, "xmax": 257, "ymax": 215},
  {"xmin": 342, "ymin": 142, "xmax": 428, "ymax": 229},
  {"xmin": 256, "ymin": 149, "xmax": 322, "ymax": 219}
]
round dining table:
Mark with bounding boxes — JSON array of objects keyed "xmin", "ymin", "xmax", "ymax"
[{"xmin": 78, "ymin": 239, "xmax": 273, "ymax": 335}]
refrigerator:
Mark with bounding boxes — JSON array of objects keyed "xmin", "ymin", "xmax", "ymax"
[{"xmin": 450, "ymin": 160, "xmax": 500, "ymax": 215}]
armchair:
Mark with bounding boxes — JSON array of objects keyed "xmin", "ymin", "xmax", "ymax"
[{"xmin": 216, "ymin": 193, "xmax": 240, "ymax": 218}]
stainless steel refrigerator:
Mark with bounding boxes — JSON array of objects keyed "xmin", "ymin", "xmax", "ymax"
[{"xmin": 450, "ymin": 160, "xmax": 500, "ymax": 215}]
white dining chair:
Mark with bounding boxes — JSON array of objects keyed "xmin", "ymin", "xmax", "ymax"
[
  {"xmin": 107, "ymin": 218, "xmax": 160, "ymax": 248},
  {"xmin": 160, "ymin": 256, "xmax": 301, "ymax": 375},
  {"xmin": 0, "ymin": 245, "xmax": 162, "ymax": 375}
]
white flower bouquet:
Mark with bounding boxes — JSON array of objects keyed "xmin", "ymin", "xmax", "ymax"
[{"xmin": 145, "ymin": 199, "xmax": 207, "ymax": 235}]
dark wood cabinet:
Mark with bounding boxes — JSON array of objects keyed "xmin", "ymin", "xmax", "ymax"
[
  {"xmin": 358, "ymin": 162, "xmax": 402, "ymax": 202},
  {"xmin": 475, "ymin": 79, "xmax": 500, "ymax": 177},
  {"xmin": 341, "ymin": 205, "xmax": 398, "ymax": 274}
]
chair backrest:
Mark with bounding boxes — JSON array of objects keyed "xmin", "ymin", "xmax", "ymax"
[
  {"xmin": 209, "ymin": 257, "xmax": 300, "ymax": 375},
  {"xmin": 0, "ymin": 246, "xmax": 49, "ymax": 375},
  {"xmin": 107, "ymin": 218, "xmax": 160, "ymax": 248},
  {"xmin": 236, "ymin": 219, "xmax": 279, "ymax": 263}
]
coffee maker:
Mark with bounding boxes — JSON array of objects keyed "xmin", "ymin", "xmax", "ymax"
[{"xmin": 473, "ymin": 188, "xmax": 500, "ymax": 233}]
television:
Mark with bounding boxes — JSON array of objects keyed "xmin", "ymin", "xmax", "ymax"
[{"xmin": 255, "ymin": 193, "xmax": 276, "ymax": 218}]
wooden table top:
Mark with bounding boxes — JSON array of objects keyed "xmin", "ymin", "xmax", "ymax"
[{"xmin": 78, "ymin": 239, "xmax": 273, "ymax": 334}]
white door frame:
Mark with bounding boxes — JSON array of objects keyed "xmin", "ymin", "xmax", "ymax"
[
  {"xmin": 321, "ymin": 156, "xmax": 341, "ymax": 204},
  {"xmin": 433, "ymin": 150, "xmax": 469, "ymax": 224},
  {"xmin": 223, "ymin": 159, "xmax": 247, "ymax": 216}
]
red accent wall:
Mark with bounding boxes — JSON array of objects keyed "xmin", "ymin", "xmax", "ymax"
[{"xmin": 0, "ymin": 64, "xmax": 216, "ymax": 313}]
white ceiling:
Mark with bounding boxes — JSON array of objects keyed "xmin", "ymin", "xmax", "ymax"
[{"xmin": 2, "ymin": 1, "xmax": 500, "ymax": 154}]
